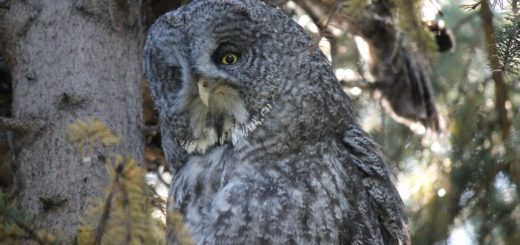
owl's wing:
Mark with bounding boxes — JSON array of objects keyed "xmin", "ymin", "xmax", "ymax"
[{"xmin": 342, "ymin": 124, "xmax": 410, "ymax": 245}]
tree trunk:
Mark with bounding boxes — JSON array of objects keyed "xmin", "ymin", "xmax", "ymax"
[{"xmin": 0, "ymin": 0, "xmax": 143, "ymax": 241}]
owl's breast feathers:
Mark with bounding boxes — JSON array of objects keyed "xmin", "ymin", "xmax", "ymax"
[{"xmin": 169, "ymin": 122, "xmax": 409, "ymax": 245}]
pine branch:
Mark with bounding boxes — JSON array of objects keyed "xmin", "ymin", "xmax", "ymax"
[
  {"xmin": 67, "ymin": 118, "xmax": 185, "ymax": 245},
  {"xmin": 167, "ymin": 209, "xmax": 194, "ymax": 245},
  {"xmin": 92, "ymin": 188, "xmax": 115, "ymax": 245},
  {"xmin": 0, "ymin": 191, "xmax": 57, "ymax": 245},
  {"xmin": 65, "ymin": 118, "xmax": 120, "ymax": 155},
  {"xmin": 0, "ymin": 117, "xmax": 45, "ymax": 134},
  {"xmin": 119, "ymin": 165, "xmax": 134, "ymax": 245},
  {"xmin": 495, "ymin": 15, "xmax": 520, "ymax": 74},
  {"xmin": 479, "ymin": 0, "xmax": 511, "ymax": 140}
]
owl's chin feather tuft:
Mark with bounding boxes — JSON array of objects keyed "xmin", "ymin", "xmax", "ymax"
[{"xmin": 181, "ymin": 81, "xmax": 252, "ymax": 154}]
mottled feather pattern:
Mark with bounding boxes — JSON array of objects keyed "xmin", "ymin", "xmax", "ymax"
[{"xmin": 143, "ymin": 0, "xmax": 409, "ymax": 244}]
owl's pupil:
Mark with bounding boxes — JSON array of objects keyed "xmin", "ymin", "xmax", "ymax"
[{"xmin": 224, "ymin": 55, "xmax": 236, "ymax": 64}]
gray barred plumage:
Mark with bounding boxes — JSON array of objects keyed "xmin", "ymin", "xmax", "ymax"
[{"xmin": 143, "ymin": 0, "xmax": 409, "ymax": 244}]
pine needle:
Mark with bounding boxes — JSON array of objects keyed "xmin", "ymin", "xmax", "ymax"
[
  {"xmin": 0, "ymin": 191, "xmax": 58, "ymax": 245},
  {"xmin": 65, "ymin": 118, "xmax": 120, "ymax": 154}
]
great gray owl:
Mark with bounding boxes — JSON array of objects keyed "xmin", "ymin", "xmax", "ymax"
[{"xmin": 143, "ymin": 0, "xmax": 409, "ymax": 244}]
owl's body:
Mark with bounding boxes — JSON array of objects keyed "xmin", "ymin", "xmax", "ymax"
[{"xmin": 144, "ymin": 0, "xmax": 409, "ymax": 244}]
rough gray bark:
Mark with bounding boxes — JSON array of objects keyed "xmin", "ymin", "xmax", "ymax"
[{"xmin": 0, "ymin": 0, "xmax": 144, "ymax": 241}]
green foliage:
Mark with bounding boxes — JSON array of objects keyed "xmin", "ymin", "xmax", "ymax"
[
  {"xmin": 495, "ymin": 16, "xmax": 520, "ymax": 75},
  {"xmin": 167, "ymin": 209, "xmax": 194, "ymax": 245},
  {"xmin": 342, "ymin": 0, "xmax": 369, "ymax": 18},
  {"xmin": 76, "ymin": 154, "xmax": 165, "ymax": 245},
  {"xmin": 65, "ymin": 118, "xmax": 120, "ymax": 155},
  {"xmin": 65, "ymin": 119, "xmax": 192, "ymax": 245},
  {"xmin": 392, "ymin": 0, "xmax": 438, "ymax": 53},
  {"xmin": 0, "ymin": 191, "xmax": 58, "ymax": 245}
]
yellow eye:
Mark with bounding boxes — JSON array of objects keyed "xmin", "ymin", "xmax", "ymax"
[{"xmin": 221, "ymin": 53, "xmax": 239, "ymax": 65}]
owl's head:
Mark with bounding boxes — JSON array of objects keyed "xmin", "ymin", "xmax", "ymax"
[{"xmin": 144, "ymin": 0, "xmax": 343, "ymax": 155}]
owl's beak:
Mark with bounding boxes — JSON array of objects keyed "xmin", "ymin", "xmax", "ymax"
[{"xmin": 197, "ymin": 78, "xmax": 211, "ymax": 107}]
